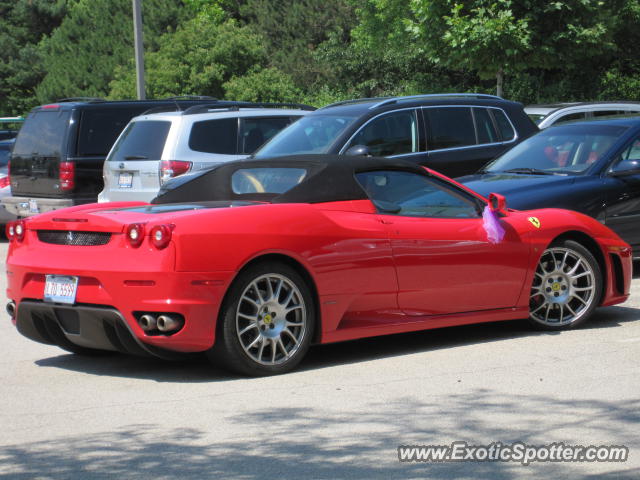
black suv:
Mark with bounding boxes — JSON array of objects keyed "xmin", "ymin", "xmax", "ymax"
[
  {"xmin": 254, "ymin": 94, "xmax": 538, "ymax": 177},
  {"xmin": 3, "ymin": 97, "xmax": 277, "ymax": 217}
]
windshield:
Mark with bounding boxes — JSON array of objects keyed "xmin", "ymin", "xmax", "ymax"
[
  {"xmin": 253, "ymin": 114, "xmax": 357, "ymax": 157},
  {"xmin": 485, "ymin": 124, "xmax": 628, "ymax": 174}
]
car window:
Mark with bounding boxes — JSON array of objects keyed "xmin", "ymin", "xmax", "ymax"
[
  {"xmin": 239, "ymin": 116, "xmax": 296, "ymax": 154},
  {"xmin": 528, "ymin": 113, "xmax": 547, "ymax": 125},
  {"xmin": 107, "ymin": 120, "xmax": 171, "ymax": 162},
  {"xmin": 346, "ymin": 110, "xmax": 420, "ymax": 156},
  {"xmin": 491, "ymin": 109, "xmax": 516, "ymax": 140},
  {"xmin": 231, "ymin": 167, "xmax": 307, "ymax": 194},
  {"xmin": 474, "ymin": 108, "xmax": 499, "ymax": 144},
  {"xmin": 424, "ymin": 107, "xmax": 475, "ymax": 150},
  {"xmin": 13, "ymin": 110, "xmax": 70, "ymax": 157},
  {"xmin": 0, "ymin": 146, "xmax": 10, "ymax": 167},
  {"xmin": 77, "ymin": 108, "xmax": 142, "ymax": 156},
  {"xmin": 254, "ymin": 114, "xmax": 358, "ymax": 157},
  {"xmin": 356, "ymin": 170, "xmax": 480, "ymax": 218},
  {"xmin": 554, "ymin": 112, "xmax": 587, "ymax": 125},
  {"xmin": 612, "ymin": 137, "xmax": 640, "ymax": 170},
  {"xmin": 486, "ymin": 124, "xmax": 628, "ymax": 174},
  {"xmin": 189, "ymin": 117, "xmax": 238, "ymax": 155}
]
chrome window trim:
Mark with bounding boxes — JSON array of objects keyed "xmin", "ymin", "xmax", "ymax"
[
  {"xmin": 339, "ymin": 105, "xmax": 518, "ymax": 155},
  {"xmin": 338, "ymin": 107, "xmax": 422, "ymax": 155}
]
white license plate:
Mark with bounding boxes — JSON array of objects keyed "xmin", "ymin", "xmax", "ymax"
[
  {"xmin": 29, "ymin": 199, "xmax": 39, "ymax": 214},
  {"xmin": 118, "ymin": 172, "xmax": 133, "ymax": 188},
  {"xmin": 44, "ymin": 275, "xmax": 79, "ymax": 304}
]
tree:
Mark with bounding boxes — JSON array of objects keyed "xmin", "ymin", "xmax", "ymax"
[
  {"xmin": 0, "ymin": 0, "xmax": 68, "ymax": 114},
  {"xmin": 36, "ymin": 0, "xmax": 182, "ymax": 102},
  {"xmin": 355, "ymin": 0, "xmax": 626, "ymax": 97},
  {"xmin": 109, "ymin": 19, "xmax": 266, "ymax": 99},
  {"xmin": 224, "ymin": 67, "xmax": 302, "ymax": 103}
]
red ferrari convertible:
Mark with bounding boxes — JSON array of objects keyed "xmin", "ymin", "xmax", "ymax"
[{"xmin": 5, "ymin": 155, "xmax": 632, "ymax": 375}]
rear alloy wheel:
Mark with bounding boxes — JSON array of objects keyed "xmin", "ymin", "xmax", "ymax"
[
  {"xmin": 210, "ymin": 262, "xmax": 314, "ymax": 376},
  {"xmin": 528, "ymin": 240, "xmax": 602, "ymax": 330}
]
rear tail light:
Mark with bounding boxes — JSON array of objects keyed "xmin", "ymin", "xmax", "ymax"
[
  {"xmin": 59, "ymin": 161, "xmax": 75, "ymax": 191},
  {"xmin": 160, "ymin": 160, "xmax": 192, "ymax": 185},
  {"xmin": 6, "ymin": 220, "xmax": 26, "ymax": 242},
  {"xmin": 150, "ymin": 224, "xmax": 173, "ymax": 249},
  {"xmin": 126, "ymin": 223, "xmax": 145, "ymax": 248},
  {"xmin": 0, "ymin": 176, "xmax": 9, "ymax": 189}
]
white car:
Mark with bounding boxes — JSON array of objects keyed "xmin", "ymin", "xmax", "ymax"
[
  {"xmin": 525, "ymin": 102, "xmax": 640, "ymax": 129},
  {"xmin": 99, "ymin": 103, "xmax": 313, "ymax": 202}
]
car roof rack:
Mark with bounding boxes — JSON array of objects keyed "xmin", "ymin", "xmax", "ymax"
[
  {"xmin": 56, "ymin": 97, "xmax": 106, "ymax": 103},
  {"xmin": 182, "ymin": 102, "xmax": 315, "ymax": 115},
  {"xmin": 140, "ymin": 105, "xmax": 185, "ymax": 115},
  {"xmin": 163, "ymin": 95, "xmax": 218, "ymax": 101},
  {"xmin": 319, "ymin": 97, "xmax": 394, "ymax": 110},
  {"xmin": 319, "ymin": 93, "xmax": 502, "ymax": 111},
  {"xmin": 369, "ymin": 93, "xmax": 503, "ymax": 109}
]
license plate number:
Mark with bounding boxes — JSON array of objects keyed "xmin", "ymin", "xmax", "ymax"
[
  {"xmin": 118, "ymin": 172, "xmax": 133, "ymax": 188},
  {"xmin": 29, "ymin": 199, "xmax": 39, "ymax": 213},
  {"xmin": 44, "ymin": 275, "xmax": 79, "ymax": 304}
]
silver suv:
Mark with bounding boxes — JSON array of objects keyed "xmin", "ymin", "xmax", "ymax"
[
  {"xmin": 99, "ymin": 103, "xmax": 313, "ymax": 202},
  {"xmin": 525, "ymin": 101, "xmax": 640, "ymax": 129}
]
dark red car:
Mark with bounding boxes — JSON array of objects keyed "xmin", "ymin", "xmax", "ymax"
[{"xmin": 5, "ymin": 156, "xmax": 633, "ymax": 375}]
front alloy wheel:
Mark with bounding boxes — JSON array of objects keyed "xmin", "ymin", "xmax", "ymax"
[
  {"xmin": 529, "ymin": 240, "xmax": 602, "ymax": 329},
  {"xmin": 210, "ymin": 262, "xmax": 314, "ymax": 376}
]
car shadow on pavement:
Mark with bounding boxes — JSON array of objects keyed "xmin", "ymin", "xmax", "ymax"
[
  {"xmin": 300, "ymin": 305, "xmax": 640, "ymax": 372},
  {"xmin": 32, "ymin": 303, "xmax": 640, "ymax": 382},
  {"xmin": 0, "ymin": 390, "xmax": 637, "ymax": 479}
]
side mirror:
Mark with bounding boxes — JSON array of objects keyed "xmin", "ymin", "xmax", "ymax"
[
  {"xmin": 344, "ymin": 145, "xmax": 372, "ymax": 157},
  {"xmin": 488, "ymin": 192, "xmax": 507, "ymax": 213},
  {"xmin": 610, "ymin": 159, "xmax": 640, "ymax": 177}
]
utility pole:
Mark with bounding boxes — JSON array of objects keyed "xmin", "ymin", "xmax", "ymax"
[{"xmin": 132, "ymin": 0, "xmax": 146, "ymax": 99}]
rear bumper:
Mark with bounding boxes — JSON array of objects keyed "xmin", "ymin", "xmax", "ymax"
[
  {"xmin": 7, "ymin": 262, "xmax": 235, "ymax": 354},
  {"xmin": 15, "ymin": 300, "xmax": 182, "ymax": 359},
  {"xmin": 2, "ymin": 195, "xmax": 95, "ymax": 217}
]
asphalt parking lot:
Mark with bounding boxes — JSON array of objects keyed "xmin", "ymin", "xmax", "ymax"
[{"xmin": 0, "ymin": 239, "xmax": 638, "ymax": 480}]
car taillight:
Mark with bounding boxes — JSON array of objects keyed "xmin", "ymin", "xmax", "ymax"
[
  {"xmin": 160, "ymin": 160, "xmax": 192, "ymax": 185},
  {"xmin": 150, "ymin": 224, "xmax": 173, "ymax": 249},
  {"xmin": 6, "ymin": 220, "xmax": 26, "ymax": 242},
  {"xmin": 126, "ymin": 223, "xmax": 145, "ymax": 248},
  {"xmin": 59, "ymin": 161, "xmax": 75, "ymax": 191},
  {"xmin": 0, "ymin": 176, "xmax": 9, "ymax": 189}
]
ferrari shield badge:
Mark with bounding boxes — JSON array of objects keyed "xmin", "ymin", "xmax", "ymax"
[{"xmin": 528, "ymin": 217, "xmax": 541, "ymax": 228}]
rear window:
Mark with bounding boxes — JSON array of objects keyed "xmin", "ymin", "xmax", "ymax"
[
  {"xmin": 107, "ymin": 120, "xmax": 171, "ymax": 162},
  {"xmin": 77, "ymin": 108, "xmax": 143, "ymax": 156},
  {"xmin": 424, "ymin": 107, "xmax": 476, "ymax": 150},
  {"xmin": 189, "ymin": 118, "xmax": 238, "ymax": 154},
  {"xmin": 13, "ymin": 110, "xmax": 70, "ymax": 156},
  {"xmin": 231, "ymin": 167, "xmax": 307, "ymax": 194}
]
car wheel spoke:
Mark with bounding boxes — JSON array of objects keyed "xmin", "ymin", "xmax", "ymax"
[
  {"xmin": 529, "ymin": 246, "xmax": 597, "ymax": 328},
  {"xmin": 236, "ymin": 272, "xmax": 307, "ymax": 366}
]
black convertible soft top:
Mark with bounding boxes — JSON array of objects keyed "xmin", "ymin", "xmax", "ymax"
[{"xmin": 152, "ymin": 154, "xmax": 430, "ymax": 204}]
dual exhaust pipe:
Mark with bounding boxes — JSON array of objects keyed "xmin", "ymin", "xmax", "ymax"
[
  {"xmin": 6, "ymin": 301, "xmax": 16, "ymax": 319},
  {"xmin": 138, "ymin": 313, "xmax": 184, "ymax": 334}
]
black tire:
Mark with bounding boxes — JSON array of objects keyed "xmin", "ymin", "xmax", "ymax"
[
  {"xmin": 208, "ymin": 261, "xmax": 315, "ymax": 376},
  {"xmin": 528, "ymin": 239, "xmax": 603, "ymax": 330}
]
